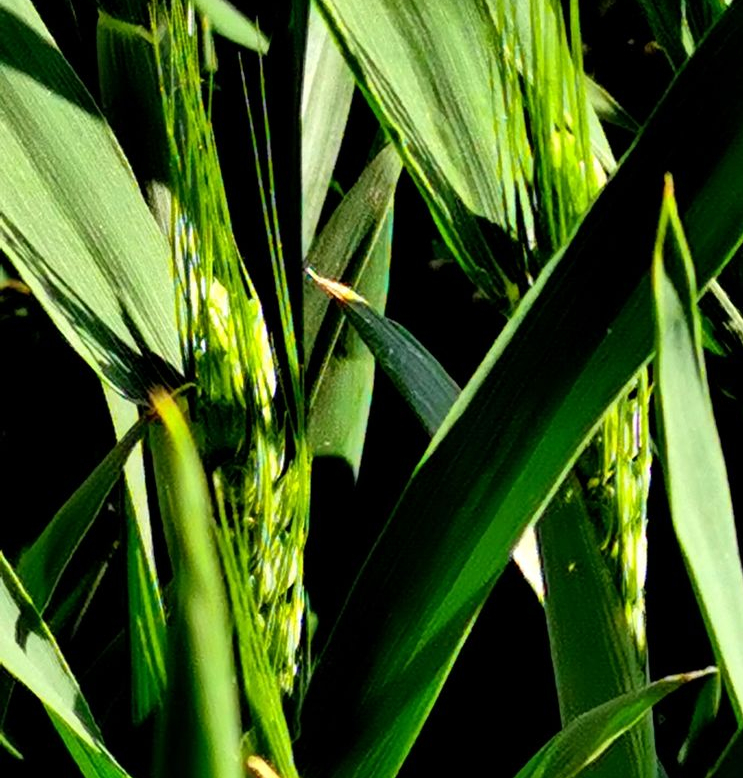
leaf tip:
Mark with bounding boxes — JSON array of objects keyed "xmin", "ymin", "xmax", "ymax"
[{"xmin": 305, "ymin": 266, "xmax": 366, "ymax": 305}]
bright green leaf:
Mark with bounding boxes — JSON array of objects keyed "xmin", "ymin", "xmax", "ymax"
[
  {"xmin": 150, "ymin": 390, "xmax": 241, "ymax": 778},
  {"xmin": 0, "ymin": 0, "xmax": 182, "ymax": 402},
  {"xmin": 194, "ymin": 0, "xmax": 269, "ymax": 54}
]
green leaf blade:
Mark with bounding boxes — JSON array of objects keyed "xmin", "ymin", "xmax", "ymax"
[
  {"xmin": 299, "ymin": 5, "xmax": 743, "ymax": 777},
  {"xmin": 0, "ymin": 0, "xmax": 182, "ymax": 401},
  {"xmin": 515, "ymin": 670, "xmax": 715, "ymax": 778},
  {"xmin": 0, "ymin": 553, "xmax": 131, "ymax": 777},
  {"xmin": 193, "ymin": 0, "xmax": 269, "ymax": 53},
  {"xmin": 17, "ymin": 413, "xmax": 147, "ymax": 615},
  {"xmin": 652, "ymin": 177, "xmax": 743, "ymax": 723},
  {"xmin": 150, "ymin": 391, "xmax": 242, "ymax": 778},
  {"xmin": 302, "ymin": 3, "xmax": 355, "ymax": 256}
]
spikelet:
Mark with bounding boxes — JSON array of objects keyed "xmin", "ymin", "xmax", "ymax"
[
  {"xmin": 154, "ymin": 0, "xmax": 308, "ymax": 695},
  {"xmin": 512, "ymin": 0, "xmax": 652, "ymax": 669},
  {"xmin": 580, "ymin": 371, "xmax": 652, "ymax": 664}
]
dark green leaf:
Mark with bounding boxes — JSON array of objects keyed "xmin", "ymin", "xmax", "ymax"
[
  {"xmin": 309, "ymin": 270, "xmax": 459, "ymax": 437},
  {"xmin": 304, "ymin": 143, "xmax": 402, "ymax": 361},
  {"xmin": 540, "ymin": 475, "xmax": 654, "ymax": 777},
  {"xmin": 308, "ymin": 209, "xmax": 392, "ymax": 475}
]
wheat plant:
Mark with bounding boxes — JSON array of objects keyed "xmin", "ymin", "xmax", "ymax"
[{"xmin": 2, "ymin": 1, "xmax": 743, "ymax": 777}]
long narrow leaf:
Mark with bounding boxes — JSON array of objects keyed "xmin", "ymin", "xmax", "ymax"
[
  {"xmin": 0, "ymin": 553, "xmax": 130, "ymax": 777},
  {"xmin": 514, "ymin": 669, "xmax": 715, "ymax": 778},
  {"xmin": 104, "ymin": 387, "xmax": 166, "ymax": 722},
  {"xmin": 539, "ymin": 474, "xmax": 654, "ymax": 776},
  {"xmin": 308, "ymin": 269, "xmax": 459, "ymax": 436},
  {"xmin": 16, "ymin": 413, "xmax": 148, "ymax": 614},
  {"xmin": 709, "ymin": 728, "xmax": 743, "ymax": 778},
  {"xmin": 298, "ymin": 5, "xmax": 743, "ymax": 777},
  {"xmin": 304, "ymin": 143, "xmax": 402, "ymax": 361},
  {"xmin": 652, "ymin": 175, "xmax": 743, "ymax": 721},
  {"xmin": 302, "ymin": 3, "xmax": 355, "ymax": 256},
  {"xmin": 307, "ymin": 208, "xmax": 392, "ymax": 475},
  {"xmin": 150, "ymin": 390, "xmax": 241, "ymax": 778},
  {"xmin": 309, "ymin": 267, "xmax": 544, "ymax": 593}
]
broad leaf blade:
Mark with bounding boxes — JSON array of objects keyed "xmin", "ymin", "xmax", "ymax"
[
  {"xmin": 0, "ymin": 553, "xmax": 130, "ymax": 777},
  {"xmin": 298, "ymin": 5, "xmax": 743, "ymax": 777},
  {"xmin": 540, "ymin": 474, "xmax": 654, "ymax": 777},
  {"xmin": 310, "ymin": 267, "xmax": 543, "ymax": 593},
  {"xmin": 652, "ymin": 177, "xmax": 743, "ymax": 722},
  {"xmin": 0, "ymin": 0, "xmax": 182, "ymax": 402},
  {"xmin": 316, "ymin": 0, "xmax": 613, "ymax": 303}
]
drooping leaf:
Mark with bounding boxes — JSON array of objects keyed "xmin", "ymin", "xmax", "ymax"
[
  {"xmin": 315, "ymin": 0, "xmax": 613, "ymax": 304},
  {"xmin": 0, "ymin": 0, "xmax": 183, "ymax": 402},
  {"xmin": 308, "ymin": 269, "xmax": 459, "ymax": 437}
]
